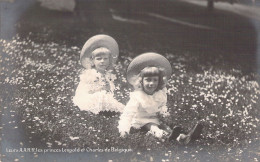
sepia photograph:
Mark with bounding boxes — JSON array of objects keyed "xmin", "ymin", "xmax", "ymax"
[{"xmin": 0, "ymin": 0, "xmax": 260, "ymax": 161}]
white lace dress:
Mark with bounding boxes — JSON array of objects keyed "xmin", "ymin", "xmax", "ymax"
[
  {"xmin": 118, "ymin": 88, "xmax": 169, "ymax": 136},
  {"xmin": 73, "ymin": 69, "xmax": 124, "ymax": 114}
]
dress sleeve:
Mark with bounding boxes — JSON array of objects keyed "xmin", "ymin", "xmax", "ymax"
[{"xmin": 118, "ymin": 95, "xmax": 139, "ymax": 135}]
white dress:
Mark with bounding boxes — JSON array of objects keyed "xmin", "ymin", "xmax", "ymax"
[
  {"xmin": 118, "ymin": 88, "xmax": 169, "ymax": 135},
  {"xmin": 73, "ymin": 69, "xmax": 124, "ymax": 114}
]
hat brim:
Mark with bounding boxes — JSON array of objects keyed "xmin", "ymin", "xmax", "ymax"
[
  {"xmin": 127, "ymin": 53, "xmax": 172, "ymax": 85},
  {"xmin": 80, "ymin": 34, "xmax": 119, "ymax": 69}
]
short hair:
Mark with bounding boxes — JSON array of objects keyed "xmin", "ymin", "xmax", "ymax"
[
  {"xmin": 134, "ymin": 66, "xmax": 167, "ymax": 92},
  {"xmin": 90, "ymin": 47, "xmax": 113, "ymax": 69},
  {"xmin": 91, "ymin": 47, "xmax": 111, "ymax": 57}
]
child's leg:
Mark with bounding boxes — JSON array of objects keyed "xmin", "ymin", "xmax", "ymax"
[
  {"xmin": 168, "ymin": 126, "xmax": 183, "ymax": 141},
  {"xmin": 176, "ymin": 122, "xmax": 203, "ymax": 145},
  {"xmin": 129, "ymin": 127, "xmax": 145, "ymax": 134},
  {"xmin": 129, "ymin": 123, "xmax": 158, "ymax": 134},
  {"xmin": 130, "ymin": 123, "xmax": 170, "ymax": 139},
  {"xmin": 158, "ymin": 123, "xmax": 184, "ymax": 141},
  {"xmin": 158, "ymin": 123, "xmax": 172, "ymax": 134},
  {"xmin": 149, "ymin": 124, "xmax": 168, "ymax": 138}
]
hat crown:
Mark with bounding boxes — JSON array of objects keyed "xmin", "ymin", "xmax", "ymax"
[
  {"xmin": 80, "ymin": 34, "xmax": 119, "ymax": 69},
  {"xmin": 127, "ymin": 52, "xmax": 172, "ymax": 85}
]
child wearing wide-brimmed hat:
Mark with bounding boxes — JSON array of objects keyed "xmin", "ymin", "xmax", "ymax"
[
  {"xmin": 118, "ymin": 53, "xmax": 203, "ymax": 144},
  {"xmin": 73, "ymin": 34, "xmax": 124, "ymax": 115}
]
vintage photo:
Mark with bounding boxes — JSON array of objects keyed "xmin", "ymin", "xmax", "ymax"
[{"xmin": 1, "ymin": 0, "xmax": 260, "ymax": 161}]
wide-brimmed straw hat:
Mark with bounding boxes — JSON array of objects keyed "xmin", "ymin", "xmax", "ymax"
[
  {"xmin": 127, "ymin": 52, "xmax": 172, "ymax": 85},
  {"xmin": 80, "ymin": 34, "xmax": 119, "ymax": 69}
]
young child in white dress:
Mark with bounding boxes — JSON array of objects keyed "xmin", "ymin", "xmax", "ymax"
[
  {"xmin": 73, "ymin": 35, "xmax": 124, "ymax": 115},
  {"xmin": 118, "ymin": 53, "xmax": 203, "ymax": 144}
]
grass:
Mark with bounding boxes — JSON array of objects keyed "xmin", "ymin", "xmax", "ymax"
[
  {"xmin": 1, "ymin": 0, "xmax": 260, "ymax": 161},
  {"xmin": 0, "ymin": 36, "xmax": 259, "ymax": 161}
]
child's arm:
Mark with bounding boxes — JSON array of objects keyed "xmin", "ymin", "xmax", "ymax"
[{"xmin": 118, "ymin": 97, "xmax": 139, "ymax": 137}]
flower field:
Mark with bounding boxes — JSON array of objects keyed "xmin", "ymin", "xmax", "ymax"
[{"xmin": 1, "ymin": 36, "xmax": 259, "ymax": 161}]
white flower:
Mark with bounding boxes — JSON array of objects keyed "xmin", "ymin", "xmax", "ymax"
[{"xmin": 69, "ymin": 136, "xmax": 79, "ymax": 140}]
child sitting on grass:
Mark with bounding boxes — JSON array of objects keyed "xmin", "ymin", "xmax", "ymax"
[
  {"xmin": 73, "ymin": 34, "xmax": 124, "ymax": 115},
  {"xmin": 118, "ymin": 52, "xmax": 203, "ymax": 144}
]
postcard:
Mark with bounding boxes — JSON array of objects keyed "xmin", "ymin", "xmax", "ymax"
[{"xmin": 1, "ymin": 0, "xmax": 259, "ymax": 161}]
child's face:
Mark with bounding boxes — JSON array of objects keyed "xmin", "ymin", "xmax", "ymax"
[
  {"xmin": 93, "ymin": 53, "xmax": 110, "ymax": 73},
  {"xmin": 142, "ymin": 76, "xmax": 159, "ymax": 95}
]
